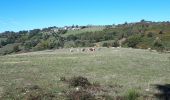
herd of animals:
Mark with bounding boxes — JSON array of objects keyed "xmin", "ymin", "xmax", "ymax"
[
  {"xmin": 69, "ymin": 47, "xmax": 97, "ymax": 53},
  {"xmin": 69, "ymin": 46, "xmax": 169, "ymax": 53},
  {"xmin": 69, "ymin": 46, "xmax": 123, "ymax": 53}
]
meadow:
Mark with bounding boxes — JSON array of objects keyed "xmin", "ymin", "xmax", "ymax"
[{"xmin": 0, "ymin": 47, "xmax": 170, "ymax": 99}]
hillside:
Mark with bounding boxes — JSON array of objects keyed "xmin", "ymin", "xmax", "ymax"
[{"xmin": 0, "ymin": 20, "xmax": 170, "ymax": 55}]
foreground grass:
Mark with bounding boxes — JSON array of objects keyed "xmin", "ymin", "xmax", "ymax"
[{"xmin": 0, "ymin": 48, "xmax": 170, "ymax": 99}]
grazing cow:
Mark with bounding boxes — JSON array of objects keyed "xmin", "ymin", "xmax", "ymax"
[
  {"xmin": 77, "ymin": 48, "xmax": 80, "ymax": 52},
  {"xmin": 89, "ymin": 48, "xmax": 95, "ymax": 52},
  {"xmin": 148, "ymin": 48, "xmax": 152, "ymax": 52},
  {"xmin": 81, "ymin": 48, "xmax": 86, "ymax": 52},
  {"xmin": 70, "ymin": 48, "xmax": 74, "ymax": 52}
]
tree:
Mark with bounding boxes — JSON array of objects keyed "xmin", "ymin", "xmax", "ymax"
[
  {"xmin": 140, "ymin": 19, "xmax": 145, "ymax": 23},
  {"xmin": 18, "ymin": 30, "xmax": 28, "ymax": 35},
  {"xmin": 72, "ymin": 24, "xmax": 75, "ymax": 28},
  {"xmin": 75, "ymin": 25, "xmax": 79, "ymax": 28}
]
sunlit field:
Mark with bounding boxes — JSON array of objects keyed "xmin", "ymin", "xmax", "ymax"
[{"xmin": 0, "ymin": 48, "xmax": 170, "ymax": 99}]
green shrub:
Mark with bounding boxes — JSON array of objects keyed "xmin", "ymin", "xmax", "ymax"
[
  {"xmin": 159, "ymin": 31, "xmax": 164, "ymax": 34},
  {"xmin": 126, "ymin": 35, "xmax": 142, "ymax": 48},
  {"xmin": 112, "ymin": 41, "xmax": 119, "ymax": 47}
]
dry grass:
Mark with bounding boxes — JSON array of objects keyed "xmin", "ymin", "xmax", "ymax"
[{"xmin": 0, "ymin": 47, "xmax": 170, "ymax": 99}]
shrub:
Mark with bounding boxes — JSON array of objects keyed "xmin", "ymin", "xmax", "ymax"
[
  {"xmin": 159, "ymin": 31, "xmax": 164, "ymax": 34},
  {"xmin": 112, "ymin": 41, "xmax": 119, "ymax": 47},
  {"xmin": 126, "ymin": 35, "xmax": 142, "ymax": 48},
  {"xmin": 68, "ymin": 76, "xmax": 91, "ymax": 88}
]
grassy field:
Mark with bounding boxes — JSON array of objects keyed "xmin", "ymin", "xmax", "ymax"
[{"xmin": 0, "ymin": 48, "xmax": 170, "ymax": 99}]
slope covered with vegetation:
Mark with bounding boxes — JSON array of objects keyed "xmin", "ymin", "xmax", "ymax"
[{"xmin": 0, "ymin": 20, "xmax": 170, "ymax": 55}]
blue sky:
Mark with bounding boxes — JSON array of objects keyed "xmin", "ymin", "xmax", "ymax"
[{"xmin": 0, "ymin": 0, "xmax": 170, "ymax": 32}]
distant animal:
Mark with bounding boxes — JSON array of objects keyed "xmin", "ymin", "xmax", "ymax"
[
  {"xmin": 89, "ymin": 48, "xmax": 95, "ymax": 52},
  {"xmin": 148, "ymin": 48, "xmax": 152, "ymax": 52},
  {"xmin": 70, "ymin": 48, "xmax": 74, "ymax": 52},
  {"xmin": 77, "ymin": 48, "xmax": 80, "ymax": 52},
  {"xmin": 81, "ymin": 48, "xmax": 86, "ymax": 52}
]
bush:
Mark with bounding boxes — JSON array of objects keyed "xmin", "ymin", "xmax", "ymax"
[
  {"xmin": 68, "ymin": 76, "xmax": 91, "ymax": 88},
  {"xmin": 126, "ymin": 35, "xmax": 142, "ymax": 48},
  {"xmin": 112, "ymin": 41, "xmax": 119, "ymax": 47},
  {"xmin": 159, "ymin": 31, "xmax": 164, "ymax": 34}
]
